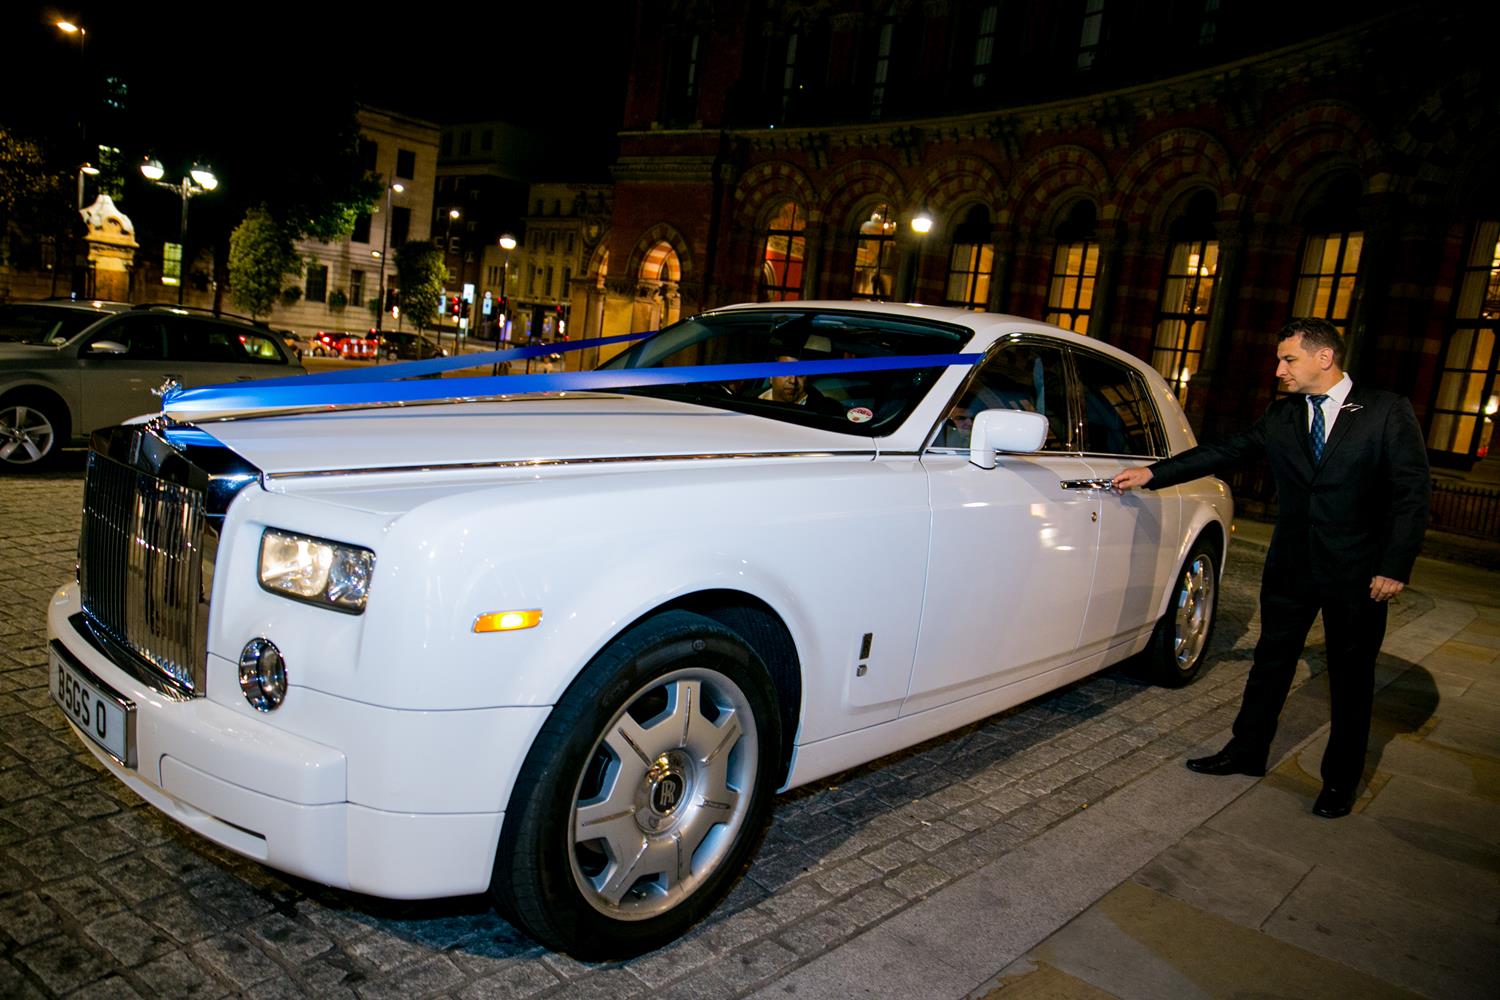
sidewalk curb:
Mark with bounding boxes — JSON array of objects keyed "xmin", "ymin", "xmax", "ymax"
[{"xmin": 753, "ymin": 581, "xmax": 1478, "ymax": 1000}]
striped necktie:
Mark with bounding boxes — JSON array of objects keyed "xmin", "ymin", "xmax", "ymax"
[{"xmin": 1308, "ymin": 394, "xmax": 1329, "ymax": 462}]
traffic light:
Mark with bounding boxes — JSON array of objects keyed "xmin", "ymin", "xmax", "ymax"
[
  {"xmin": 384, "ymin": 287, "xmax": 399, "ymax": 312},
  {"xmin": 449, "ymin": 295, "xmax": 461, "ymax": 317}
]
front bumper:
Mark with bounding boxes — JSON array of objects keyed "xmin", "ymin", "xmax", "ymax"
[{"xmin": 48, "ymin": 581, "xmax": 540, "ymax": 899}]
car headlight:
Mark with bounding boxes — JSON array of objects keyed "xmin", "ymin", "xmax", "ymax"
[{"xmin": 258, "ymin": 529, "xmax": 375, "ymax": 613}]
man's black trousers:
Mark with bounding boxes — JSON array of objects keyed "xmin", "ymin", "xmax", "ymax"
[{"xmin": 1228, "ymin": 579, "xmax": 1389, "ymax": 789}]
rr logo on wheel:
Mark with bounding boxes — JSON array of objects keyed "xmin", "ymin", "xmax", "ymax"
[{"xmin": 652, "ymin": 775, "xmax": 684, "ymax": 813}]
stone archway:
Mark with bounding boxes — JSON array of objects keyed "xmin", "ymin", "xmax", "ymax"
[{"xmin": 636, "ymin": 241, "xmax": 682, "ymax": 332}]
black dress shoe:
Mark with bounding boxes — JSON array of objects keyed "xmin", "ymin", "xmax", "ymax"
[
  {"xmin": 1184, "ymin": 748, "xmax": 1267, "ymax": 777},
  {"xmin": 1312, "ymin": 786, "xmax": 1356, "ymax": 818}
]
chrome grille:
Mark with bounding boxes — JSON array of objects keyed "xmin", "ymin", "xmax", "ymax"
[{"xmin": 79, "ymin": 451, "xmax": 207, "ymax": 694}]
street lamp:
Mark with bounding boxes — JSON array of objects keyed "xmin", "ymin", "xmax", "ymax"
[
  {"xmin": 445, "ymin": 208, "xmax": 461, "ymax": 354},
  {"xmin": 498, "ymin": 233, "xmax": 516, "ymax": 339},
  {"xmin": 375, "ymin": 182, "xmax": 404, "ymax": 334},
  {"xmin": 140, "ymin": 157, "xmax": 218, "ymax": 305},
  {"xmin": 906, "ymin": 208, "xmax": 934, "ymax": 301}
]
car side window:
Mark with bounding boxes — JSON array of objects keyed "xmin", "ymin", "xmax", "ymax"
[
  {"xmin": 1075, "ymin": 352, "xmax": 1163, "ymax": 457},
  {"xmin": 168, "ymin": 320, "xmax": 285, "ymax": 363},
  {"xmin": 941, "ymin": 341, "xmax": 1070, "ymax": 450},
  {"xmin": 89, "ymin": 317, "xmax": 166, "ymax": 360}
]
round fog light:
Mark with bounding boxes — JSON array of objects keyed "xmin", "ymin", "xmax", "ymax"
[{"xmin": 239, "ymin": 638, "xmax": 287, "ymax": 712}]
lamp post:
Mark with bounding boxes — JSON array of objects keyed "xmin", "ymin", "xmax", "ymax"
[
  {"xmin": 498, "ymin": 233, "xmax": 516, "ymax": 340},
  {"xmin": 374, "ymin": 182, "xmax": 404, "ymax": 335},
  {"xmin": 444, "ymin": 208, "xmax": 460, "ymax": 355},
  {"xmin": 906, "ymin": 209, "xmax": 934, "ymax": 303},
  {"xmin": 56, "ymin": 20, "xmax": 87, "ymax": 156},
  {"xmin": 140, "ymin": 157, "xmax": 217, "ymax": 305}
]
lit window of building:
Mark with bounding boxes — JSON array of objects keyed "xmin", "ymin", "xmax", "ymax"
[
  {"xmin": 1152, "ymin": 240, "xmax": 1219, "ymax": 403},
  {"xmin": 944, "ymin": 205, "xmax": 994, "ymax": 310},
  {"xmin": 1045, "ymin": 201, "xmax": 1099, "ymax": 334},
  {"xmin": 852, "ymin": 203, "xmax": 897, "ymax": 300},
  {"xmin": 759, "ymin": 201, "xmax": 806, "ymax": 301},
  {"xmin": 1428, "ymin": 222, "xmax": 1500, "ymax": 459},
  {"xmin": 1291, "ymin": 231, "xmax": 1363, "ymax": 334}
]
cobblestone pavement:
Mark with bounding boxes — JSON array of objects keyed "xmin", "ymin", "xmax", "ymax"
[{"xmin": 0, "ymin": 460, "xmax": 1435, "ymax": 999}]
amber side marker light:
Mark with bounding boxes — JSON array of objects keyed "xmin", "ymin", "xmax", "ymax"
[{"xmin": 474, "ymin": 610, "xmax": 543, "ymax": 633}]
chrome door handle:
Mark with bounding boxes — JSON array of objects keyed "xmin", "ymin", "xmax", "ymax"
[{"xmin": 1059, "ymin": 478, "xmax": 1116, "ymax": 491}]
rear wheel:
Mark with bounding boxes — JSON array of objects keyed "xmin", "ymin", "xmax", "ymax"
[
  {"xmin": 492, "ymin": 609, "xmax": 781, "ymax": 959},
  {"xmin": 0, "ymin": 395, "xmax": 64, "ymax": 469},
  {"xmin": 1141, "ymin": 538, "xmax": 1219, "ymax": 687}
]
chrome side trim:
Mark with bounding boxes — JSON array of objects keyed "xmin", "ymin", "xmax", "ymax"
[
  {"xmin": 264, "ymin": 450, "xmax": 881, "ymax": 481},
  {"xmin": 184, "ymin": 391, "xmax": 628, "ymax": 424}
]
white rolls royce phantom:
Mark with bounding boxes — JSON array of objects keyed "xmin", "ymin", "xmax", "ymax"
[{"xmin": 46, "ymin": 302, "xmax": 1230, "ymax": 958}]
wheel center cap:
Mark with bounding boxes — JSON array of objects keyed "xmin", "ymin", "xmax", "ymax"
[{"xmin": 639, "ymin": 751, "xmax": 693, "ymax": 829}]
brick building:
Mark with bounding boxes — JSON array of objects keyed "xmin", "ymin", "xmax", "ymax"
[{"xmin": 590, "ymin": 1, "xmax": 1499, "ymax": 491}]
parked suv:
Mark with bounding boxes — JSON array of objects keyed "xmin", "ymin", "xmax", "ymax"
[
  {"xmin": 0, "ymin": 301, "xmax": 306, "ymax": 468},
  {"xmin": 380, "ymin": 331, "xmax": 448, "ymax": 360}
]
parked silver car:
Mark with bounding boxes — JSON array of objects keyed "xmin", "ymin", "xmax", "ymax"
[{"xmin": 0, "ymin": 300, "xmax": 307, "ymax": 469}]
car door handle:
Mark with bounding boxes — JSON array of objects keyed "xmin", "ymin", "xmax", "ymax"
[{"xmin": 1059, "ymin": 478, "xmax": 1117, "ymax": 491}]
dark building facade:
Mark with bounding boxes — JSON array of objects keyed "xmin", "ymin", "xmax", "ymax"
[{"xmin": 589, "ymin": 1, "xmax": 1499, "ymax": 500}]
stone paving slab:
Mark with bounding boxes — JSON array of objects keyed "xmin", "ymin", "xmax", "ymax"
[{"xmin": 0, "ymin": 463, "xmax": 1453, "ymax": 998}]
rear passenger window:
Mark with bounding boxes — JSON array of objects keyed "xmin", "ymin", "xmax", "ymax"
[
  {"xmin": 169, "ymin": 321, "xmax": 285, "ymax": 363},
  {"xmin": 1075, "ymin": 352, "xmax": 1162, "ymax": 457},
  {"xmin": 941, "ymin": 341, "xmax": 1070, "ymax": 450}
]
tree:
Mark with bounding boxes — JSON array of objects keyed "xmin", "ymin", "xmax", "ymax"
[
  {"xmin": 396, "ymin": 242, "xmax": 445, "ymax": 334},
  {"xmin": 0, "ymin": 126, "xmax": 69, "ymax": 267},
  {"xmin": 227, "ymin": 207, "xmax": 300, "ymax": 319}
]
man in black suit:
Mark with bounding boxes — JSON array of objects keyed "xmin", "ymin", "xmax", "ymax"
[{"xmin": 1111, "ymin": 318, "xmax": 1430, "ymax": 818}]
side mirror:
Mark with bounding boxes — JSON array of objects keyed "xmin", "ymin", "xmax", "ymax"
[
  {"xmin": 969, "ymin": 409, "xmax": 1048, "ymax": 469},
  {"xmin": 86, "ymin": 340, "xmax": 129, "ymax": 356}
]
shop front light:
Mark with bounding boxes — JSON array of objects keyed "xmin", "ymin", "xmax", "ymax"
[{"xmin": 258, "ymin": 529, "xmax": 375, "ymax": 613}]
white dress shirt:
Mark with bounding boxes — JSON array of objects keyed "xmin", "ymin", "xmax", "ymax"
[{"xmin": 1307, "ymin": 374, "xmax": 1353, "ymax": 436}]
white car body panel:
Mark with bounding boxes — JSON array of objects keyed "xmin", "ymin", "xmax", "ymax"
[{"xmin": 47, "ymin": 303, "xmax": 1232, "ymax": 902}]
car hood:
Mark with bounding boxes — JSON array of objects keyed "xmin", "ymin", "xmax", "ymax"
[{"xmin": 191, "ymin": 392, "xmax": 874, "ymax": 477}]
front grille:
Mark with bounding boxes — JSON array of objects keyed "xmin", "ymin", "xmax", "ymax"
[{"xmin": 79, "ymin": 451, "xmax": 207, "ymax": 694}]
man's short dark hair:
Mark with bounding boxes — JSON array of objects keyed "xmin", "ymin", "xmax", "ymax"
[{"xmin": 1279, "ymin": 317, "xmax": 1345, "ymax": 366}]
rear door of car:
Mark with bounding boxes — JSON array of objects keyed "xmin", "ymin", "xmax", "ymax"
[
  {"xmin": 905, "ymin": 337, "xmax": 1102, "ymax": 716},
  {"xmin": 165, "ymin": 317, "xmax": 294, "ymax": 386},
  {"xmin": 1071, "ymin": 349, "xmax": 1181, "ymax": 652}
]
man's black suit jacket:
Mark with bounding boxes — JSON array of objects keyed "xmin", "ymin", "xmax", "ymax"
[{"xmin": 1146, "ymin": 384, "xmax": 1430, "ymax": 590}]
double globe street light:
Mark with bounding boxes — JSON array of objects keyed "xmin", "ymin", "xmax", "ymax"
[{"xmin": 140, "ymin": 157, "xmax": 217, "ymax": 305}]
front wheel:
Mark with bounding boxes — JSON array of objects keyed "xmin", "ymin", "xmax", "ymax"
[
  {"xmin": 1140, "ymin": 538, "xmax": 1219, "ymax": 687},
  {"xmin": 492, "ymin": 610, "xmax": 781, "ymax": 959},
  {"xmin": 0, "ymin": 397, "xmax": 63, "ymax": 469}
]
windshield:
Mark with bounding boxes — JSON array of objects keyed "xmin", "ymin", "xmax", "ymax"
[
  {"xmin": 598, "ymin": 308, "xmax": 970, "ymax": 435},
  {"xmin": 0, "ymin": 305, "xmax": 110, "ymax": 345}
]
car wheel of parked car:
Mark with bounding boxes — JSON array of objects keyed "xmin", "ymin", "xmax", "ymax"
[
  {"xmin": 1142, "ymin": 538, "xmax": 1219, "ymax": 687},
  {"xmin": 492, "ymin": 609, "xmax": 781, "ymax": 959},
  {"xmin": 0, "ymin": 395, "xmax": 64, "ymax": 469}
]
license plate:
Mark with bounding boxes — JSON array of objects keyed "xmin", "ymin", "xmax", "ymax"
[{"xmin": 49, "ymin": 644, "xmax": 135, "ymax": 767}]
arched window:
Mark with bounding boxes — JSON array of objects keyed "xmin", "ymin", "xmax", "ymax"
[
  {"xmin": 759, "ymin": 201, "xmax": 806, "ymax": 302},
  {"xmin": 852, "ymin": 203, "xmax": 897, "ymax": 300},
  {"xmin": 1292, "ymin": 174, "xmax": 1363, "ymax": 334},
  {"xmin": 945, "ymin": 205, "xmax": 994, "ymax": 310},
  {"xmin": 1428, "ymin": 222, "xmax": 1500, "ymax": 459},
  {"xmin": 1045, "ymin": 201, "xmax": 1099, "ymax": 334},
  {"xmin": 1151, "ymin": 190, "xmax": 1220, "ymax": 403}
]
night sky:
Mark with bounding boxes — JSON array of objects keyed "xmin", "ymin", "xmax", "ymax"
[{"xmin": 3, "ymin": 3, "xmax": 632, "ymax": 166}]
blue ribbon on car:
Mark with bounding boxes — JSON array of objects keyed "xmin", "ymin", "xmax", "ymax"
[{"xmin": 160, "ymin": 330, "xmax": 983, "ymax": 421}]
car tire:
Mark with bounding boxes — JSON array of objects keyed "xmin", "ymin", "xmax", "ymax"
[
  {"xmin": 0, "ymin": 394, "xmax": 65, "ymax": 470},
  {"xmin": 1140, "ymin": 537, "xmax": 1219, "ymax": 687},
  {"xmin": 492, "ymin": 609, "xmax": 781, "ymax": 960}
]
